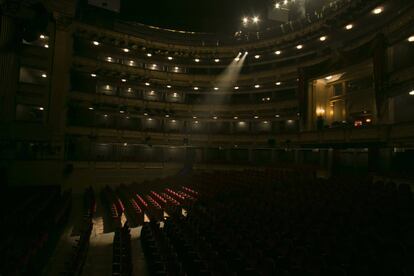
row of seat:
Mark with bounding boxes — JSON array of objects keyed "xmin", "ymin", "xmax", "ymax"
[
  {"xmin": 0, "ymin": 187, "xmax": 72, "ymax": 276},
  {"xmin": 112, "ymin": 222, "xmax": 132, "ymax": 276},
  {"xmin": 61, "ymin": 187, "xmax": 95, "ymax": 276}
]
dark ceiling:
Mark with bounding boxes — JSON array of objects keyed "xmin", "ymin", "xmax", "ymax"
[{"xmin": 120, "ymin": 0, "xmax": 271, "ymax": 33}]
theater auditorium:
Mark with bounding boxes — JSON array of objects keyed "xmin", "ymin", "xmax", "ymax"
[{"xmin": 1, "ymin": 0, "xmax": 414, "ymax": 275}]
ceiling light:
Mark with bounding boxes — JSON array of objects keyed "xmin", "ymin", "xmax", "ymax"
[
  {"xmin": 144, "ymin": 113, "xmax": 148, "ymax": 116},
  {"xmin": 193, "ymin": 116, "xmax": 197, "ymax": 119},
  {"xmin": 168, "ymin": 56, "xmax": 173, "ymax": 60},
  {"xmin": 171, "ymin": 119, "xmax": 176, "ymax": 123},
  {"xmin": 193, "ymin": 87, "xmax": 199, "ymax": 90},
  {"xmin": 254, "ymin": 116, "xmax": 259, "ymax": 119},
  {"xmin": 345, "ymin": 24, "xmax": 353, "ymax": 30},
  {"xmin": 145, "ymin": 82, "xmax": 150, "ymax": 86},
  {"xmin": 214, "ymin": 87, "xmax": 219, "ymax": 91},
  {"xmin": 121, "ymin": 79, "xmax": 127, "ymax": 82},
  {"xmin": 104, "ymin": 114, "xmax": 108, "ymax": 117},
  {"xmin": 214, "ymin": 58, "xmax": 220, "ymax": 63},
  {"xmin": 254, "ymin": 55, "xmax": 261, "ymax": 59},
  {"xmin": 172, "ymin": 92, "xmax": 178, "ymax": 97},
  {"xmin": 167, "ymin": 85, "xmax": 172, "ymax": 88},
  {"xmin": 275, "ymin": 82, "xmax": 281, "ymax": 86},
  {"xmin": 275, "ymin": 50, "xmax": 281, "ymax": 55},
  {"xmin": 129, "ymin": 60, "xmax": 135, "ymax": 65},
  {"xmin": 147, "ymin": 53, "xmax": 152, "ymax": 57},
  {"xmin": 235, "ymin": 57, "xmax": 240, "ymax": 61},
  {"xmin": 194, "ymin": 121, "xmax": 199, "ymax": 124},
  {"xmin": 149, "ymin": 90, "xmax": 155, "ymax": 95},
  {"xmin": 44, "ymin": 44, "xmax": 49, "ymax": 48},
  {"xmin": 408, "ymin": 36, "xmax": 414, "ymax": 42},
  {"xmin": 123, "ymin": 143, "xmax": 128, "ymax": 146},
  {"xmin": 409, "ymin": 90, "xmax": 414, "ymax": 95},
  {"xmin": 319, "ymin": 36, "xmax": 327, "ymax": 41},
  {"xmin": 40, "ymin": 34, "xmax": 46, "ymax": 39},
  {"xmin": 92, "ymin": 41, "xmax": 100, "ymax": 46},
  {"xmin": 194, "ymin": 58, "xmax": 200, "ymax": 62},
  {"xmin": 120, "ymin": 110, "xmax": 125, "ymax": 114},
  {"xmin": 174, "ymin": 66, "xmax": 179, "ymax": 70},
  {"xmin": 252, "ymin": 16, "xmax": 260, "ymax": 23},
  {"xmin": 234, "ymin": 116, "xmax": 238, "ymax": 120},
  {"xmin": 123, "ymin": 48, "xmax": 130, "ymax": 52},
  {"xmin": 165, "ymin": 114, "xmax": 170, "ymax": 118},
  {"xmin": 213, "ymin": 116, "xmax": 218, "ymax": 120},
  {"xmin": 39, "ymin": 107, "xmax": 44, "ymax": 111},
  {"xmin": 107, "ymin": 56, "xmax": 112, "ymax": 61},
  {"xmin": 372, "ymin": 7, "xmax": 383, "ymax": 14},
  {"xmin": 325, "ymin": 75, "xmax": 333, "ymax": 80},
  {"xmin": 148, "ymin": 118, "xmax": 153, "ymax": 121},
  {"xmin": 89, "ymin": 107, "xmax": 94, "ymax": 110},
  {"xmin": 275, "ymin": 114, "xmax": 280, "ymax": 118},
  {"xmin": 41, "ymin": 73, "xmax": 47, "ymax": 78},
  {"xmin": 242, "ymin": 17, "xmax": 249, "ymax": 24},
  {"xmin": 91, "ymin": 73, "xmax": 97, "ymax": 77},
  {"xmin": 296, "ymin": 44, "xmax": 303, "ymax": 50},
  {"xmin": 254, "ymin": 84, "xmax": 260, "ymax": 88},
  {"xmin": 234, "ymin": 86, "xmax": 239, "ymax": 90}
]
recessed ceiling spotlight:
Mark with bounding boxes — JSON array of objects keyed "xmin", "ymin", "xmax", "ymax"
[
  {"xmin": 372, "ymin": 7, "xmax": 383, "ymax": 14},
  {"xmin": 174, "ymin": 66, "xmax": 179, "ymax": 70},
  {"xmin": 275, "ymin": 114, "xmax": 280, "ymax": 118},
  {"xmin": 252, "ymin": 16, "xmax": 260, "ymax": 23},
  {"xmin": 254, "ymin": 55, "xmax": 261, "ymax": 59},
  {"xmin": 319, "ymin": 36, "xmax": 327, "ymax": 41},
  {"xmin": 345, "ymin": 24, "xmax": 354, "ymax": 30},
  {"xmin": 123, "ymin": 48, "xmax": 130, "ymax": 52},
  {"xmin": 44, "ymin": 44, "xmax": 49, "ymax": 48},
  {"xmin": 193, "ymin": 116, "xmax": 197, "ymax": 119},
  {"xmin": 275, "ymin": 50, "xmax": 282, "ymax": 55},
  {"xmin": 254, "ymin": 116, "xmax": 259, "ymax": 119},
  {"xmin": 235, "ymin": 57, "xmax": 240, "ymax": 61},
  {"xmin": 145, "ymin": 82, "xmax": 150, "ymax": 86},
  {"xmin": 121, "ymin": 79, "xmax": 127, "ymax": 82},
  {"xmin": 193, "ymin": 87, "xmax": 199, "ymax": 90},
  {"xmin": 242, "ymin": 17, "xmax": 249, "ymax": 24},
  {"xmin": 92, "ymin": 41, "xmax": 100, "ymax": 46},
  {"xmin": 234, "ymin": 86, "xmax": 239, "ymax": 90},
  {"xmin": 39, "ymin": 34, "xmax": 46, "ymax": 39},
  {"xmin": 168, "ymin": 56, "xmax": 173, "ymax": 60},
  {"xmin": 120, "ymin": 110, "xmax": 125, "ymax": 114},
  {"xmin": 325, "ymin": 75, "xmax": 333, "ymax": 80},
  {"xmin": 41, "ymin": 73, "xmax": 47, "ymax": 78},
  {"xmin": 408, "ymin": 36, "xmax": 414, "ymax": 42},
  {"xmin": 214, "ymin": 58, "xmax": 220, "ymax": 63},
  {"xmin": 144, "ymin": 113, "xmax": 148, "ymax": 116},
  {"xmin": 107, "ymin": 56, "xmax": 112, "ymax": 61},
  {"xmin": 254, "ymin": 84, "xmax": 260, "ymax": 88},
  {"xmin": 213, "ymin": 116, "xmax": 218, "ymax": 120},
  {"xmin": 147, "ymin": 53, "xmax": 152, "ymax": 57},
  {"xmin": 296, "ymin": 44, "xmax": 303, "ymax": 50},
  {"xmin": 409, "ymin": 90, "xmax": 414, "ymax": 95},
  {"xmin": 234, "ymin": 116, "xmax": 238, "ymax": 120},
  {"xmin": 165, "ymin": 114, "xmax": 170, "ymax": 118},
  {"xmin": 194, "ymin": 58, "xmax": 200, "ymax": 62},
  {"xmin": 39, "ymin": 107, "xmax": 44, "ymax": 111},
  {"xmin": 167, "ymin": 85, "xmax": 172, "ymax": 88},
  {"xmin": 89, "ymin": 107, "xmax": 94, "ymax": 110},
  {"xmin": 91, "ymin": 73, "xmax": 97, "ymax": 77},
  {"xmin": 214, "ymin": 87, "xmax": 219, "ymax": 91},
  {"xmin": 275, "ymin": 82, "xmax": 281, "ymax": 86}
]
